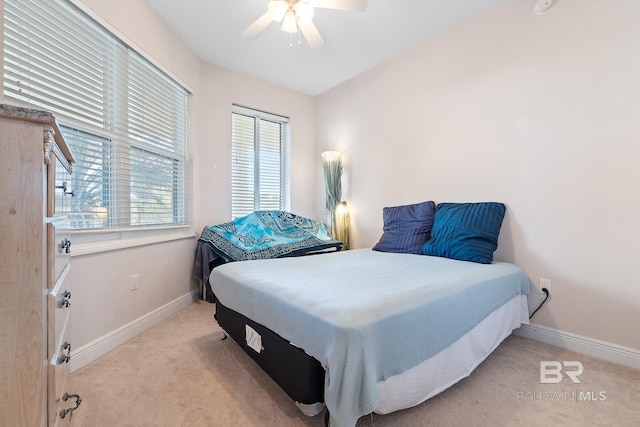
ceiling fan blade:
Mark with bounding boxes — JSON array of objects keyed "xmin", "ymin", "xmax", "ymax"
[
  {"xmin": 312, "ymin": 0, "xmax": 368, "ymax": 12},
  {"xmin": 241, "ymin": 12, "xmax": 275, "ymax": 39},
  {"xmin": 298, "ymin": 19, "xmax": 325, "ymax": 49}
]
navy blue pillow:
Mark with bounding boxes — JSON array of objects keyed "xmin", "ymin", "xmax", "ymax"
[
  {"xmin": 372, "ymin": 201, "xmax": 435, "ymax": 254},
  {"xmin": 421, "ymin": 202, "xmax": 506, "ymax": 264}
]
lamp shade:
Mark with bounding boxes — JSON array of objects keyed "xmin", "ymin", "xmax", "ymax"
[
  {"xmin": 321, "ymin": 151, "xmax": 342, "ymax": 213},
  {"xmin": 268, "ymin": 0, "xmax": 287, "ymax": 21},
  {"xmin": 281, "ymin": 10, "xmax": 298, "ymax": 33},
  {"xmin": 322, "ymin": 151, "xmax": 348, "ymax": 245}
]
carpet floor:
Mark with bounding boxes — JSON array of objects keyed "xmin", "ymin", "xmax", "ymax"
[{"xmin": 68, "ymin": 301, "xmax": 640, "ymax": 426}]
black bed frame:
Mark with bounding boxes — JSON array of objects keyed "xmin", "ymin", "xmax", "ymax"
[{"xmin": 214, "ymin": 300, "xmax": 326, "ymax": 407}]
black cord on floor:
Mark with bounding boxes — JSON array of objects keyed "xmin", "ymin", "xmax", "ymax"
[{"xmin": 529, "ymin": 288, "xmax": 549, "ymax": 319}]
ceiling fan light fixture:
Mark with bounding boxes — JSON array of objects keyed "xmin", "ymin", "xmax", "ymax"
[
  {"xmin": 281, "ymin": 10, "xmax": 298, "ymax": 33},
  {"xmin": 294, "ymin": 2, "xmax": 315, "ymax": 22},
  {"xmin": 268, "ymin": 0, "xmax": 288, "ymax": 21},
  {"xmin": 243, "ymin": 0, "xmax": 368, "ymax": 48}
]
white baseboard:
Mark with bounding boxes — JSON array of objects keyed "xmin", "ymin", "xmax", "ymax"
[
  {"xmin": 515, "ymin": 323, "xmax": 640, "ymax": 371},
  {"xmin": 70, "ymin": 290, "xmax": 199, "ymax": 372}
]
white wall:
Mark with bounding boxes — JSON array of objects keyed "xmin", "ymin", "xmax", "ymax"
[
  {"xmin": 315, "ymin": 0, "xmax": 640, "ymax": 351},
  {"xmin": 70, "ymin": 239, "xmax": 196, "ymax": 347},
  {"xmin": 66, "ymin": 0, "xmax": 203, "ymax": 357}
]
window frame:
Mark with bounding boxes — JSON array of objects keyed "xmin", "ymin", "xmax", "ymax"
[{"xmin": 231, "ymin": 105, "xmax": 290, "ymax": 219}]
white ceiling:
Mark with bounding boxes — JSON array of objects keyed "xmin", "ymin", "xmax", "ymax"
[{"xmin": 144, "ymin": 0, "xmax": 508, "ymax": 96}]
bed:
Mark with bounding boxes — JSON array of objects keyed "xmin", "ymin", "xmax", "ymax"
[{"xmin": 210, "ymin": 248, "xmax": 530, "ymax": 427}]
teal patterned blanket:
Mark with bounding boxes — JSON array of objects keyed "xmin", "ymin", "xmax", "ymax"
[{"xmin": 198, "ymin": 211, "xmax": 343, "ymax": 262}]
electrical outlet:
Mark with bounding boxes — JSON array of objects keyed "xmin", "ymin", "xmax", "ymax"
[
  {"xmin": 539, "ymin": 278, "xmax": 551, "ymax": 294},
  {"xmin": 130, "ymin": 274, "xmax": 138, "ymax": 291}
]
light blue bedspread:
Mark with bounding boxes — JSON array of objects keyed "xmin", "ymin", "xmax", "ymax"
[{"xmin": 210, "ymin": 249, "xmax": 530, "ymax": 427}]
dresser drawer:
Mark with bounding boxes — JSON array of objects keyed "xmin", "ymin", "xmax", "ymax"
[
  {"xmin": 48, "ymin": 314, "xmax": 71, "ymax": 427},
  {"xmin": 48, "ymin": 293, "xmax": 80, "ymax": 427},
  {"xmin": 48, "ymin": 264, "xmax": 72, "ymax": 358},
  {"xmin": 48, "ymin": 221, "xmax": 71, "ymax": 286},
  {"xmin": 49, "ymin": 317, "xmax": 71, "ymax": 404}
]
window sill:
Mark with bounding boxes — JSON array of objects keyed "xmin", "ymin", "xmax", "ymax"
[{"xmin": 70, "ymin": 226, "xmax": 196, "ymax": 257}]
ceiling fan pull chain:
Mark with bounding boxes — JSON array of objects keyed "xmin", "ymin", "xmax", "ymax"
[
  {"xmin": 289, "ymin": 31, "xmax": 293, "ymax": 49},
  {"xmin": 298, "ymin": 29, "xmax": 302, "ymax": 47}
]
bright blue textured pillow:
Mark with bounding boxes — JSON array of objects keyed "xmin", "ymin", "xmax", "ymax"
[
  {"xmin": 372, "ymin": 201, "xmax": 435, "ymax": 254},
  {"xmin": 421, "ymin": 202, "xmax": 506, "ymax": 264}
]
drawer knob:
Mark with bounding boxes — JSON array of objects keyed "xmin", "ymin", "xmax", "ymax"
[
  {"xmin": 60, "ymin": 290, "xmax": 71, "ymax": 308},
  {"xmin": 58, "ymin": 393, "xmax": 82, "ymax": 419},
  {"xmin": 55, "ymin": 181, "xmax": 75, "ymax": 197},
  {"xmin": 59, "ymin": 238, "xmax": 72, "ymax": 254},
  {"xmin": 60, "ymin": 341, "xmax": 72, "ymax": 364}
]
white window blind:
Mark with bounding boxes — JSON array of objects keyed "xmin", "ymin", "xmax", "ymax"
[
  {"xmin": 231, "ymin": 106, "xmax": 290, "ymax": 219},
  {"xmin": 3, "ymin": 0, "xmax": 191, "ymax": 230}
]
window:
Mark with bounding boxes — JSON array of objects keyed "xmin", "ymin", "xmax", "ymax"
[
  {"xmin": 3, "ymin": 0, "xmax": 191, "ymax": 230},
  {"xmin": 231, "ymin": 106, "xmax": 290, "ymax": 218},
  {"xmin": 57, "ymin": 128, "xmax": 111, "ymax": 229}
]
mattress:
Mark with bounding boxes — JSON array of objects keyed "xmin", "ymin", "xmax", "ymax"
[{"xmin": 210, "ymin": 249, "xmax": 530, "ymax": 427}]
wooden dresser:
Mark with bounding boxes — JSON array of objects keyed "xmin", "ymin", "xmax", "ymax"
[{"xmin": 0, "ymin": 105, "xmax": 81, "ymax": 426}]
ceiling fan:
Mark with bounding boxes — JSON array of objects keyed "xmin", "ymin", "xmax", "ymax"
[{"xmin": 241, "ymin": 0, "xmax": 368, "ymax": 49}]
